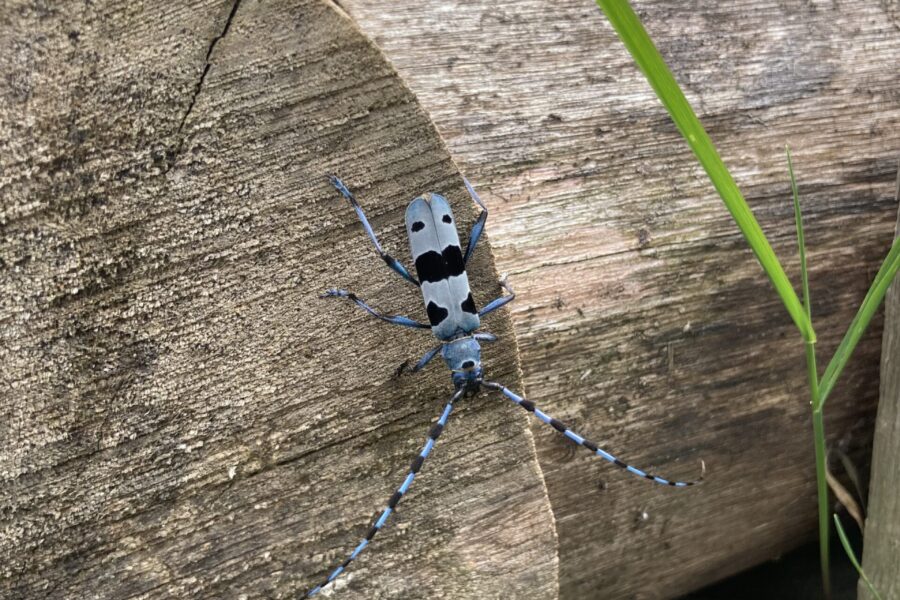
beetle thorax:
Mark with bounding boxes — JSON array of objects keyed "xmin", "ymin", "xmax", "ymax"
[{"xmin": 441, "ymin": 337, "xmax": 482, "ymax": 390}]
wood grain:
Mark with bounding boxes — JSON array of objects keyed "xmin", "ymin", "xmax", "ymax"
[
  {"xmin": 340, "ymin": 1, "xmax": 900, "ymax": 597},
  {"xmin": 860, "ymin": 181, "xmax": 900, "ymax": 600},
  {"xmin": 0, "ymin": 1, "xmax": 558, "ymax": 598}
]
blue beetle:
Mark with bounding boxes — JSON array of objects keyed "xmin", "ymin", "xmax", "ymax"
[{"xmin": 306, "ymin": 176, "xmax": 702, "ymax": 597}]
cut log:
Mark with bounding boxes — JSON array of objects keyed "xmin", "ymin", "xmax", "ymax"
[
  {"xmin": 340, "ymin": 1, "xmax": 900, "ymax": 597},
  {"xmin": 859, "ymin": 174, "xmax": 900, "ymax": 600},
  {"xmin": 0, "ymin": 1, "xmax": 558, "ymax": 598}
]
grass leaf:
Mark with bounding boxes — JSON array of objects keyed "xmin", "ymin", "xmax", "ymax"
[
  {"xmin": 594, "ymin": 0, "xmax": 814, "ymax": 342},
  {"xmin": 788, "ymin": 147, "xmax": 811, "ymax": 320},
  {"xmin": 789, "ymin": 147, "xmax": 832, "ymax": 596},
  {"xmin": 818, "ymin": 234, "xmax": 900, "ymax": 409},
  {"xmin": 833, "ymin": 514, "xmax": 883, "ymax": 600}
]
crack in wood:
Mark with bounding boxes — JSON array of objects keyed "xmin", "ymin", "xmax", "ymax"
[{"xmin": 170, "ymin": 0, "xmax": 243, "ymax": 168}]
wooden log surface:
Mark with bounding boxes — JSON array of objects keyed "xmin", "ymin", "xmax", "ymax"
[
  {"xmin": 0, "ymin": 1, "xmax": 559, "ymax": 598},
  {"xmin": 339, "ymin": 1, "xmax": 900, "ymax": 598},
  {"xmin": 860, "ymin": 180, "xmax": 900, "ymax": 600}
]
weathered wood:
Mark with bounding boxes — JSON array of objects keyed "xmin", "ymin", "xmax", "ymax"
[
  {"xmin": 860, "ymin": 179, "xmax": 900, "ymax": 600},
  {"xmin": 340, "ymin": 1, "xmax": 900, "ymax": 597},
  {"xmin": 0, "ymin": 1, "xmax": 559, "ymax": 598}
]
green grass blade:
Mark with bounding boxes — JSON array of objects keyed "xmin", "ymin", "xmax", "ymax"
[
  {"xmin": 594, "ymin": 0, "xmax": 814, "ymax": 343},
  {"xmin": 790, "ymin": 147, "xmax": 831, "ymax": 596},
  {"xmin": 812, "ymin": 409, "xmax": 831, "ymax": 598},
  {"xmin": 787, "ymin": 147, "xmax": 811, "ymax": 320},
  {"xmin": 833, "ymin": 514, "xmax": 883, "ymax": 600},
  {"xmin": 818, "ymin": 235, "xmax": 900, "ymax": 409}
]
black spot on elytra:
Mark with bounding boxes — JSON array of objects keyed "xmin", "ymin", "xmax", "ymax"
[
  {"xmin": 415, "ymin": 251, "xmax": 446, "ymax": 283},
  {"xmin": 426, "ymin": 301, "xmax": 449, "ymax": 327},
  {"xmin": 442, "ymin": 245, "xmax": 464, "ymax": 277},
  {"xmin": 442, "ymin": 214, "xmax": 452, "ymax": 223},
  {"xmin": 461, "ymin": 360, "xmax": 475, "ymax": 369},
  {"xmin": 411, "ymin": 221, "xmax": 425, "ymax": 232},
  {"xmin": 460, "ymin": 292, "xmax": 477, "ymax": 314}
]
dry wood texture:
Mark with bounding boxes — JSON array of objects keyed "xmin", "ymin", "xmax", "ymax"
[
  {"xmin": 341, "ymin": 1, "xmax": 900, "ymax": 597},
  {"xmin": 860, "ymin": 192, "xmax": 900, "ymax": 600},
  {"xmin": 0, "ymin": 1, "xmax": 559, "ymax": 598}
]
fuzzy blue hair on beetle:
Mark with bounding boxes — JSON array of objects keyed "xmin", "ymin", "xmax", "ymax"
[{"xmin": 304, "ymin": 175, "xmax": 705, "ymax": 597}]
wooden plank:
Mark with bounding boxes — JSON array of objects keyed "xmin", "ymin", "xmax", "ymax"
[
  {"xmin": 340, "ymin": 1, "xmax": 900, "ymax": 597},
  {"xmin": 0, "ymin": 1, "xmax": 558, "ymax": 598},
  {"xmin": 860, "ymin": 173, "xmax": 900, "ymax": 600}
]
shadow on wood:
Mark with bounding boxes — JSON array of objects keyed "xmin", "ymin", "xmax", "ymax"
[{"xmin": 0, "ymin": 1, "xmax": 558, "ymax": 598}]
